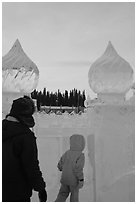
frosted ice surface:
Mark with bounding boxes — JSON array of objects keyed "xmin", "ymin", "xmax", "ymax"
[
  {"xmin": 88, "ymin": 41, "xmax": 133, "ymax": 94},
  {"xmin": 32, "ymin": 113, "xmax": 94, "ymax": 202},
  {"xmin": 32, "ymin": 104, "xmax": 134, "ymax": 202},
  {"xmin": 2, "ymin": 39, "xmax": 39, "ymax": 93}
]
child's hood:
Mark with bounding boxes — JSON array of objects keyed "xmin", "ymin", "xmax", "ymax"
[{"xmin": 70, "ymin": 134, "xmax": 85, "ymax": 151}]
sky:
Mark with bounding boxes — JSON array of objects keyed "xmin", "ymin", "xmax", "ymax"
[{"xmin": 2, "ymin": 2, "xmax": 135, "ymax": 98}]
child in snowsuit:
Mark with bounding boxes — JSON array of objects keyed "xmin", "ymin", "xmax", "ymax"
[{"xmin": 55, "ymin": 134, "xmax": 85, "ymax": 202}]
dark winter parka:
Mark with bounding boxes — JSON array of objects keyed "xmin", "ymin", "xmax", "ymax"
[{"xmin": 2, "ymin": 119, "xmax": 46, "ymax": 202}]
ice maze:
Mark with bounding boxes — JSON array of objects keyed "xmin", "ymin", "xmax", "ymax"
[{"xmin": 2, "ymin": 41, "xmax": 135, "ymax": 202}]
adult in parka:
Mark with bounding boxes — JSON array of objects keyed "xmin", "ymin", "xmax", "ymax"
[{"xmin": 2, "ymin": 96, "xmax": 47, "ymax": 202}]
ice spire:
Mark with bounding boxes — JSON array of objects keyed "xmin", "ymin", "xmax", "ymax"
[
  {"xmin": 88, "ymin": 41, "xmax": 133, "ymax": 95},
  {"xmin": 2, "ymin": 39, "xmax": 39, "ymax": 93},
  {"xmin": 103, "ymin": 41, "xmax": 118, "ymax": 57}
]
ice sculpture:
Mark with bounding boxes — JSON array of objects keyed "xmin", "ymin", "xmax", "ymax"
[
  {"xmin": 2, "ymin": 39, "xmax": 39, "ymax": 93},
  {"xmin": 2, "ymin": 39, "xmax": 39, "ymax": 117},
  {"xmin": 131, "ymin": 82, "xmax": 135, "ymax": 95},
  {"xmin": 88, "ymin": 41, "xmax": 133, "ymax": 95},
  {"xmin": 87, "ymin": 41, "xmax": 135, "ymax": 201}
]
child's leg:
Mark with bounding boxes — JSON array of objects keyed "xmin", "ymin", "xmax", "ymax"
[
  {"xmin": 70, "ymin": 186, "xmax": 79, "ymax": 202},
  {"xmin": 55, "ymin": 184, "xmax": 70, "ymax": 202}
]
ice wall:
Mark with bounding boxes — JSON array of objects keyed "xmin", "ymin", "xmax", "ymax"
[
  {"xmin": 87, "ymin": 103, "xmax": 135, "ymax": 202},
  {"xmin": 87, "ymin": 41, "xmax": 135, "ymax": 202},
  {"xmin": 2, "ymin": 95, "xmax": 135, "ymax": 202},
  {"xmin": 30, "ymin": 98, "xmax": 135, "ymax": 202},
  {"xmin": 31, "ymin": 113, "xmax": 94, "ymax": 202}
]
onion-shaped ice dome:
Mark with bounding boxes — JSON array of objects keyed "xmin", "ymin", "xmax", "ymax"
[
  {"xmin": 88, "ymin": 41, "xmax": 133, "ymax": 95},
  {"xmin": 2, "ymin": 39, "xmax": 39, "ymax": 93}
]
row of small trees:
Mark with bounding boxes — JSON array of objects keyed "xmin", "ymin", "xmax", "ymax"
[{"xmin": 31, "ymin": 88, "xmax": 86, "ymax": 110}]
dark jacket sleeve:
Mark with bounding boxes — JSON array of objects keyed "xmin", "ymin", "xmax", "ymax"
[{"xmin": 20, "ymin": 132, "xmax": 46, "ymax": 192}]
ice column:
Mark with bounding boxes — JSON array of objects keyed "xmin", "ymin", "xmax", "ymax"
[
  {"xmin": 87, "ymin": 41, "xmax": 135, "ymax": 202},
  {"xmin": 2, "ymin": 39, "xmax": 39, "ymax": 117}
]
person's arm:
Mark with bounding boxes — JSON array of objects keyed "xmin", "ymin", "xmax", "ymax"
[
  {"xmin": 74, "ymin": 153, "xmax": 85, "ymax": 188},
  {"xmin": 21, "ymin": 132, "xmax": 46, "ymax": 192},
  {"xmin": 57, "ymin": 152, "xmax": 66, "ymax": 171}
]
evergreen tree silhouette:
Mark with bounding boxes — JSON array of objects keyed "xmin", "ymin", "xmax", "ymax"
[{"xmin": 31, "ymin": 88, "xmax": 86, "ymax": 110}]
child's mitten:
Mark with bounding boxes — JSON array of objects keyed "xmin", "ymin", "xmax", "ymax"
[{"xmin": 78, "ymin": 179, "xmax": 84, "ymax": 189}]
